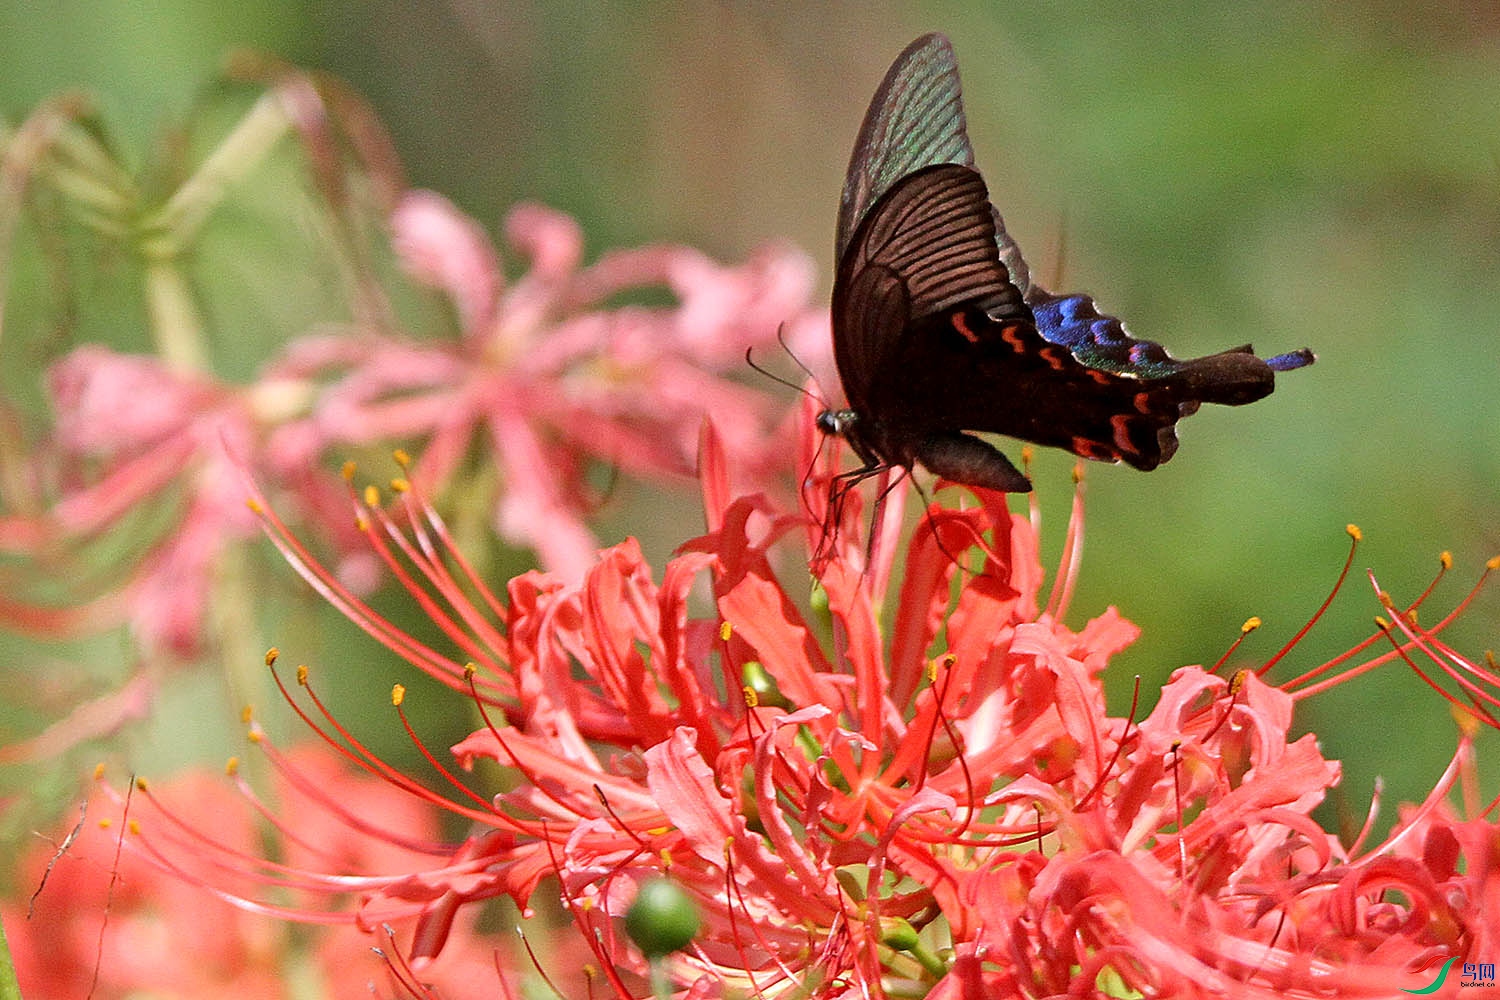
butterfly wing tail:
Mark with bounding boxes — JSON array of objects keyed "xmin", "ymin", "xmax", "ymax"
[
  {"xmin": 1266, "ymin": 348, "xmax": 1317, "ymax": 371},
  {"xmin": 1179, "ymin": 345, "xmax": 1314, "ymax": 406}
]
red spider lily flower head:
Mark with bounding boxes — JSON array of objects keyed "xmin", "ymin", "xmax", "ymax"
[
  {"xmin": 289, "ymin": 188, "xmax": 828, "ymax": 580},
  {"xmin": 0, "ymin": 345, "xmax": 370, "ymax": 768},
  {"xmin": 0, "ymin": 347, "xmax": 363, "ymax": 660},
  {"xmin": 116, "ymin": 411, "xmax": 1498, "ymax": 998}
]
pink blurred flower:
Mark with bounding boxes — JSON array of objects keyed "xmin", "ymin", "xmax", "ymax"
[
  {"xmin": 0, "ymin": 346, "xmax": 356, "ymax": 659},
  {"xmin": 0, "ymin": 347, "xmax": 250, "ymax": 657},
  {"xmin": 110, "ymin": 405, "xmax": 1497, "ymax": 997},
  {"xmin": 275, "ymin": 189, "xmax": 826, "ymax": 579},
  {"xmin": 0, "ymin": 345, "xmax": 365, "ymax": 768}
]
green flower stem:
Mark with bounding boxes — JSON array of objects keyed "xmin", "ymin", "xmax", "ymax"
[
  {"xmin": 648, "ymin": 955, "xmax": 672, "ymax": 1000},
  {"xmin": 143, "ymin": 256, "xmax": 207, "ymax": 373}
]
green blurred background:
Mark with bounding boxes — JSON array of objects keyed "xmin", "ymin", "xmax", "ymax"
[{"xmin": 3, "ymin": 1, "xmax": 1498, "ymax": 837}]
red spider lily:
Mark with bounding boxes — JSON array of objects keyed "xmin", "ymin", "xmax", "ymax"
[
  {"xmin": 0, "ymin": 344, "xmax": 367, "ymax": 769},
  {"xmin": 276, "ymin": 188, "xmax": 828, "ymax": 579},
  {"xmin": 103, "ymin": 404, "xmax": 1498, "ymax": 998}
]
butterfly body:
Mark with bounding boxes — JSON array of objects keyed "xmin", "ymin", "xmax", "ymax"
[{"xmin": 820, "ymin": 35, "xmax": 1314, "ymax": 492}]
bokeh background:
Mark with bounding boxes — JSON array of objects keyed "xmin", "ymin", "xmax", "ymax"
[{"xmin": 2, "ymin": 0, "xmax": 1497, "ymax": 852}]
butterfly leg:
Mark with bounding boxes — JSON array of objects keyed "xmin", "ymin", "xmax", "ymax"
[
  {"xmin": 813, "ymin": 462, "xmax": 887, "ymax": 566},
  {"xmin": 916, "ymin": 431, "xmax": 1032, "ymax": 493}
]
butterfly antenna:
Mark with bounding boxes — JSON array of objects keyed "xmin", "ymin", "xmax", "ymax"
[
  {"xmin": 777, "ymin": 322, "xmax": 821, "ymax": 384},
  {"xmin": 745, "ymin": 347, "xmax": 813, "ymax": 397},
  {"xmin": 745, "ymin": 324, "xmax": 826, "ymax": 402}
]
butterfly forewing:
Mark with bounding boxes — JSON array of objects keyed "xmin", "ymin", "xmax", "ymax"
[{"xmin": 836, "ymin": 34, "xmax": 973, "ymax": 262}]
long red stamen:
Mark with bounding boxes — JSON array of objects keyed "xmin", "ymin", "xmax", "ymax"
[
  {"xmin": 1257, "ymin": 524, "xmax": 1361, "ymax": 677},
  {"xmin": 1208, "ymin": 617, "xmax": 1260, "ymax": 675}
]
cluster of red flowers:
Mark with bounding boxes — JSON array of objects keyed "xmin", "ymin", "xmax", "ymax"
[{"xmin": 19, "ymin": 400, "xmax": 1484, "ymax": 998}]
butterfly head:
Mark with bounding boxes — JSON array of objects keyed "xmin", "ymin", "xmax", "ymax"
[{"xmin": 815, "ymin": 408, "xmax": 858, "ymax": 438}]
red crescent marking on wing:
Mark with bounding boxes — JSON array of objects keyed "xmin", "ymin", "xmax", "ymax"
[
  {"xmin": 953, "ymin": 311, "xmax": 982, "ymax": 344},
  {"xmin": 1134, "ymin": 391, "xmax": 1154, "ymax": 414},
  {"xmin": 1071, "ymin": 436, "xmax": 1118, "ymax": 462},
  {"xmin": 1111, "ymin": 413, "xmax": 1138, "ymax": 452},
  {"xmin": 1088, "ymin": 370, "xmax": 1114, "ymax": 385}
]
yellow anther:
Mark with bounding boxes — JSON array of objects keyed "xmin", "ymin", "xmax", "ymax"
[
  {"xmin": 392, "ymin": 449, "xmax": 411, "ymax": 469},
  {"xmin": 341, "ymin": 460, "xmax": 357, "ymax": 481},
  {"xmin": 1452, "ymin": 703, "xmax": 1480, "ymax": 739},
  {"xmin": 1345, "ymin": 524, "xmax": 1362, "ymax": 541},
  {"xmin": 1241, "ymin": 617, "xmax": 1261, "ymax": 634},
  {"xmin": 265, "ymin": 648, "xmax": 279, "ymax": 667}
]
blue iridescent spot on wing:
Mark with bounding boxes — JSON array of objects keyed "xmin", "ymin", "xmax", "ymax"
[{"xmin": 1029, "ymin": 294, "xmax": 1186, "ymax": 379}]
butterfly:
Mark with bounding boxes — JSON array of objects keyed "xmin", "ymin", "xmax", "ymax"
[{"xmin": 817, "ymin": 33, "xmax": 1314, "ymax": 494}]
